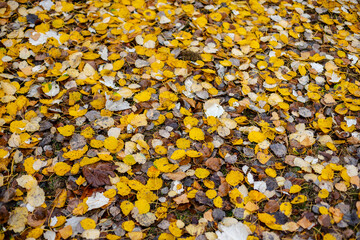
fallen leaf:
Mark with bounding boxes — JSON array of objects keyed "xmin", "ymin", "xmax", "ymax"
[{"xmin": 82, "ymin": 162, "xmax": 116, "ymax": 187}]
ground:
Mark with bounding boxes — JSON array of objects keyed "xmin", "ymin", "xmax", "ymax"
[{"xmin": 0, "ymin": 0, "xmax": 360, "ymax": 240}]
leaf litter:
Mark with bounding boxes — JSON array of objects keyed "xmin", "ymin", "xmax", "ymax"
[{"xmin": 0, "ymin": 0, "xmax": 360, "ymax": 239}]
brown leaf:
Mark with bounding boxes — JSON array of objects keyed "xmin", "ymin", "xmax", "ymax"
[
  {"xmin": 173, "ymin": 194, "xmax": 189, "ymax": 205},
  {"xmin": 176, "ymin": 203, "xmax": 191, "ymax": 211},
  {"xmin": 329, "ymin": 207, "xmax": 343, "ymax": 223},
  {"xmin": 0, "ymin": 205, "xmax": 9, "ymax": 225},
  {"xmin": 264, "ymin": 200, "xmax": 279, "ymax": 213},
  {"xmin": 59, "ymin": 225, "xmax": 72, "ymax": 239},
  {"xmin": 204, "ymin": 209, "xmax": 214, "ymax": 222},
  {"xmin": 205, "ymin": 158, "xmax": 223, "ymax": 171},
  {"xmin": 318, "ymin": 214, "xmax": 331, "ymax": 227},
  {"xmin": 218, "ymin": 182, "xmax": 230, "ymax": 197},
  {"xmin": 284, "ymin": 155, "xmax": 295, "ymax": 166},
  {"xmin": 82, "ymin": 162, "xmax": 116, "ymax": 187},
  {"xmin": 165, "ymin": 171, "xmax": 187, "ymax": 181},
  {"xmin": 27, "ymin": 207, "xmax": 47, "ymax": 227},
  {"xmin": 0, "ymin": 187, "xmax": 15, "ymax": 203},
  {"xmin": 297, "ymin": 217, "xmax": 313, "ymax": 229},
  {"xmin": 195, "ymin": 191, "xmax": 212, "ymax": 205}
]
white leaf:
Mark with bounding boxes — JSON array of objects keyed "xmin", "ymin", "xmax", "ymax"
[
  {"xmin": 216, "ymin": 222, "xmax": 251, "ymax": 240},
  {"xmin": 82, "ymin": 229, "xmax": 100, "ymax": 239},
  {"xmin": 329, "ymin": 72, "xmax": 341, "ymax": 83},
  {"xmin": 310, "ymin": 62, "xmax": 324, "ymax": 73},
  {"xmin": 44, "ymin": 82, "xmax": 60, "ymax": 97},
  {"xmin": 65, "ymin": 216, "xmax": 86, "ymax": 236},
  {"xmin": 204, "ymin": 99, "xmax": 224, "ymax": 118},
  {"xmin": 99, "ymin": 46, "xmax": 108, "ymax": 61},
  {"xmin": 39, "ymin": 0, "xmax": 54, "ymax": 11},
  {"xmin": 253, "ymin": 181, "xmax": 267, "ymax": 193},
  {"xmin": 105, "ymin": 93, "xmax": 131, "ymax": 111},
  {"xmin": 44, "ymin": 231, "xmax": 56, "ymax": 240},
  {"xmin": 86, "ymin": 192, "xmax": 109, "ymax": 210},
  {"xmin": 348, "ymin": 54, "xmax": 358, "ymax": 65}
]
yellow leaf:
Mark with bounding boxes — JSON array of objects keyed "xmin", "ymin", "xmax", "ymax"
[
  {"xmin": 52, "ymin": 216, "xmax": 67, "ymax": 228},
  {"xmin": 318, "ymin": 189, "xmax": 329, "ymax": 198},
  {"xmin": 213, "ymin": 196, "xmax": 223, "ymax": 208},
  {"xmin": 321, "ymin": 165, "xmax": 334, "ymax": 180},
  {"xmin": 258, "ymin": 213, "xmax": 276, "ymax": 225},
  {"xmin": 291, "ymin": 195, "xmax": 307, "ymax": 204},
  {"xmin": 248, "ymin": 190, "xmax": 266, "ymax": 202},
  {"xmin": 116, "ymin": 182, "xmax": 131, "ymax": 196},
  {"xmin": 54, "ymin": 162, "xmax": 71, "ymax": 176},
  {"xmin": 113, "ymin": 59, "xmax": 125, "ymax": 71},
  {"xmin": 248, "ymin": 131, "xmax": 266, "ymax": 143},
  {"xmin": 135, "ymin": 199, "xmax": 150, "ymax": 214},
  {"xmin": 206, "ymin": 189, "xmax": 217, "ymax": 199},
  {"xmin": 326, "ymin": 142, "xmax": 337, "ymax": 151},
  {"xmin": 189, "ymin": 127, "xmax": 205, "ymax": 141},
  {"xmin": 245, "ymin": 201, "xmax": 259, "ymax": 212},
  {"xmin": 280, "ymin": 34, "xmax": 288, "ymax": 44},
  {"xmin": 257, "ymin": 152, "xmax": 271, "ymax": 164},
  {"xmin": 225, "ymin": 170, "xmax": 244, "ymax": 186},
  {"xmin": 27, "ymin": 228, "xmax": 43, "ymax": 238},
  {"xmin": 52, "ymin": 19, "xmax": 64, "ymax": 28},
  {"xmin": 24, "ymin": 157, "xmax": 36, "ymax": 175},
  {"xmin": 323, "ymin": 233, "xmax": 337, "ymax": 240},
  {"xmin": 122, "ymin": 220, "xmax": 135, "ymax": 232},
  {"xmin": 318, "ymin": 117, "xmax": 332, "ymax": 133},
  {"xmin": 280, "ymin": 202, "xmax": 292, "ymax": 216},
  {"xmin": 73, "ymin": 202, "xmax": 88, "ymax": 215},
  {"xmin": 298, "ymin": 65, "xmax": 306, "ymax": 76},
  {"xmin": 209, "ymin": 12, "xmax": 222, "ymax": 21},
  {"xmin": 54, "ymin": 189, "xmax": 67, "ymax": 208},
  {"xmin": 154, "ymin": 158, "xmax": 178, "ymax": 173},
  {"xmin": 159, "ymin": 233, "xmax": 175, "ymax": 240},
  {"xmin": 195, "ymin": 168, "xmax": 210, "ymax": 179},
  {"xmin": 257, "ymin": 61, "xmax": 268, "ymax": 70},
  {"xmin": 80, "ymin": 218, "xmax": 96, "ymax": 230},
  {"xmin": 104, "ymin": 137, "xmax": 118, "ymax": 150},
  {"xmin": 68, "ymin": 105, "xmax": 87, "ymax": 117},
  {"xmin": 176, "ymin": 138, "xmax": 191, "ymax": 149},
  {"xmin": 81, "ymin": 127, "xmax": 94, "ymax": 139},
  {"xmin": 130, "ymin": 114, "xmax": 147, "ymax": 127},
  {"xmin": 61, "ymin": 2, "xmax": 74, "ymax": 12},
  {"xmin": 220, "ymin": 60, "xmax": 232, "ymax": 67},
  {"xmin": 104, "ymin": 189, "xmax": 117, "ymax": 199},
  {"xmin": 182, "ymin": 4, "xmax": 194, "ymax": 15},
  {"xmin": 75, "ymin": 176, "xmax": 86, "ymax": 185},
  {"xmin": 265, "ymin": 168, "xmax": 277, "ymax": 178},
  {"xmin": 171, "ymin": 149, "xmax": 186, "ymax": 160},
  {"xmin": 289, "ymin": 185, "xmax": 301, "ymax": 194},
  {"xmin": 120, "ymin": 201, "xmax": 134, "ymax": 216},
  {"xmin": 146, "ymin": 178, "xmax": 163, "ymax": 191},
  {"xmin": 57, "ymin": 125, "xmax": 75, "ymax": 137},
  {"xmin": 169, "ymin": 222, "xmax": 182, "ymax": 237},
  {"xmin": 82, "ymin": 52, "xmax": 100, "ymax": 60},
  {"xmin": 134, "ymin": 90, "xmax": 152, "ymax": 102},
  {"xmin": 186, "ymin": 150, "xmax": 202, "ymax": 158},
  {"xmin": 106, "ymin": 234, "xmax": 121, "ymax": 240},
  {"xmin": 194, "ymin": 16, "xmax": 207, "ymax": 28},
  {"xmin": 10, "ymin": 120, "xmax": 26, "ymax": 134},
  {"xmin": 123, "ymin": 155, "xmax": 136, "ymax": 165}
]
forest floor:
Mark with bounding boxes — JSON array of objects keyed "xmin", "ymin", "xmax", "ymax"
[{"xmin": 0, "ymin": 0, "xmax": 360, "ymax": 239}]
